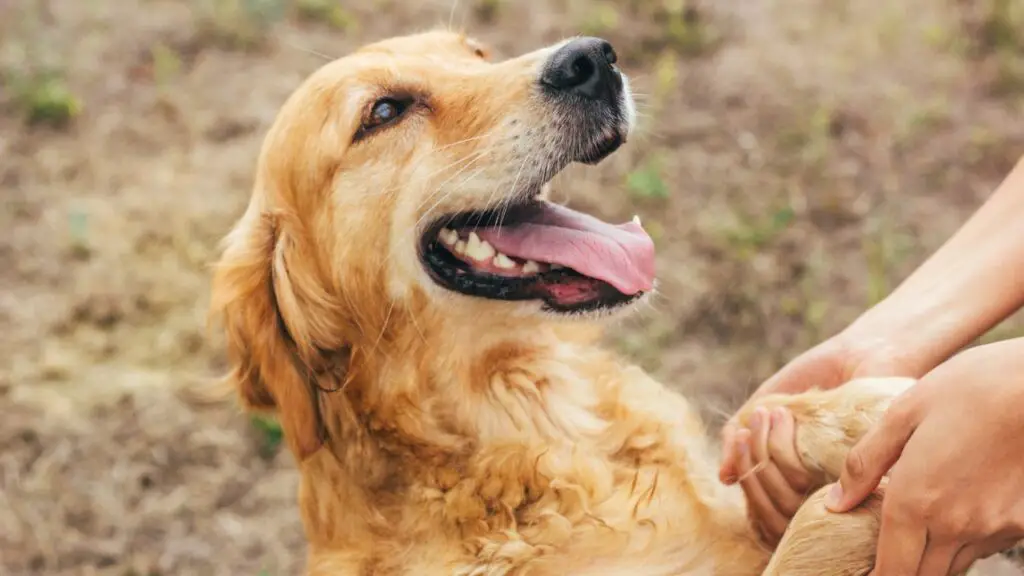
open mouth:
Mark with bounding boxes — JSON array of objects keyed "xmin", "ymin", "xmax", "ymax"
[{"xmin": 420, "ymin": 194, "xmax": 655, "ymax": 313}]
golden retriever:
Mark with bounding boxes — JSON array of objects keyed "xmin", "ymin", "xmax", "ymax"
[{"xmin": 207, "ymin": 31, "xmax": 1015, "ymax": 575}]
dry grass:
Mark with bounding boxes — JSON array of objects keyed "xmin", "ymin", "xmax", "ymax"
[{"xmin": 1, "ymin": 0, "xmax": 1023, "ymax": 574}]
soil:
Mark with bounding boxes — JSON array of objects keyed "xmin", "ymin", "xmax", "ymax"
[{"xmin": 1, "ymin": 0, "xmax": 1022, "ymax": 574}]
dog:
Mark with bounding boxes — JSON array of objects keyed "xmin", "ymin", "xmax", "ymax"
[{"xmin": 207, "ymin": 30, "xmax": 1011, "ymax": 575}]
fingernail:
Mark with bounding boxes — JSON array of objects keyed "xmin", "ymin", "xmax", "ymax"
[
  {"xmin": 749, "ymin": 411, "xmax": 762, "ymax": 431},
  {"xmin": 738, "ymin": 435, "xmax": 749, "ymax": 454},
  {"xmin": 826, "ymin": 483, "xmax": 843, "ymax": 509},
  {"xmin": 771, "ymin": 407, "xmax": 784, "ymax": 425}
]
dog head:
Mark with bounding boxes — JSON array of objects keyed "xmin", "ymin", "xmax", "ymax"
[{"xmin": 210, "ymin": 31, "xmax": 654, "ymax": 458}]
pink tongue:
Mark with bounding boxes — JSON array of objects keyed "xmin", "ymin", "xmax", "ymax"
[{"xmin": 475, "ymin": 203, "xmax": 655, "ymax": 295}]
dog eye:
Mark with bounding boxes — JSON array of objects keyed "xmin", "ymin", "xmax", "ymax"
[{"xmin": 362, "ymin": 98, "xmax": 409, "ymax": 132}]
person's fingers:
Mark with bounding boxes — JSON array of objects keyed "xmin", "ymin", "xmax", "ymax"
[
  {"xmin": 748, "ymin": 408, "xmax": 806, "ymax": 516},
  {"xmin": 867, "ymin": 503, "xmax": 927, "ymax": 576},
  {"xmin": 766, "ymin": 407, "xmax": 813, "ymax": 491},
  {"xmin": 719, "ymin": 421, "xmax": 740, "ymax": 484},
  {"xmin": 827, "ymin": 397, "xmax": 920, "ymax": 513},
  {"xmin": 736, "ymin": 429, "xmax": 790, "ymax": 544},
  {"xmin": 914, "ymin": 540, "xmax": 960, "ymax": 576}
]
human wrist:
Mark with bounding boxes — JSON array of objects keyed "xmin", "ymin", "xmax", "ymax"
[{"xmin": 835, "ymin": 296, "xmax": 965, "ymax": 379}]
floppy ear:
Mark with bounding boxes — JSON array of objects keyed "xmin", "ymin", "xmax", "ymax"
[{"xmin": 209, "ymin": 206, "xmax": 346, "ymax": 461}]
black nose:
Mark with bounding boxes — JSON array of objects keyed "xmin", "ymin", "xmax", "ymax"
[{"xmin": 540, "ymin": 37, "xmax": 622, "ymax": 101}]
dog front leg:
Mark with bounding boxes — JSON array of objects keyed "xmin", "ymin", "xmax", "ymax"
[
  {"xmin": 734, "ymin": 376, "xmax": 915, "ymax": 487},
  {"xmin": 760, "ymin": 484, "xmax": 882, "ymax": 576}
]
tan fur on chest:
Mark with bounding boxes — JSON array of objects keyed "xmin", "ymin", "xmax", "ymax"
[{"xmin": 294, "ymin": 338, "xmax": 759, "ymax": 576}]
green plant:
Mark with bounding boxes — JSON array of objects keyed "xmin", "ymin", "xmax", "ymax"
[
  {"xmin": 861, "ymin": 215, "xmax": 912, "ymax": 307},
  {"xmin": 194, "ymin": 0, "xmax": 287, "ymax": 51},
  {"xmin": 975, "ymin": 0, "xmax": 1024, "ymax": 55},
  {"xmin": 896, "ymin": 96, "xmax": 952, "ymax": 144},
  {"xmin": 8, "ymin": 68, "xmax": 81, "ymax": 127},
  {"xmin": 67, "ymin": 209, "xmax": 91, "ymax": 260},
  {"xmin": 721, "ymin": 205, "xmax": 795, "ymax": 258},
  {"xmin": 649, "ymin": 49, "xmax": 678, "ymax": 110},
  {"xmin": 661, "ymin": 0, "xmax": 719, "ymax": 57},
  {"xmin": 613, "ymin": 315, "xmax": 677, "ymax": 372},
  {"xmin": 991, "ymin": 48, "xmax": 1024, "ymax": 96},
  {"xmin": 295, "ymin": 0, "xmax": 357, "ymax": 30},
  {"xmin": 151, "ymin": 42, "xmax": 183, "ymax": 91},
  {"xmin": 775, "ymin": 104, "xmax": 840, "ymax": 177},
  {"xmin": 580, "ymin": 1, "xmax": 620, "ymax": 36},
  {"xmin": 250, "ymin": 414, "xmax": 284, "ymax": 458},
  {"xmin": 626, "ymin": 158, "xmax": 669, "ymax": 200}
]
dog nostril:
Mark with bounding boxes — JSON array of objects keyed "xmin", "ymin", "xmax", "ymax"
[
  {"xmin": 540, "ymin": 37, "xmax": 621, "ymax": 100},
  {"xmin": 601, "ymin": 42, "xmax": 617, "ymax": 65},
  {"xmin": 570, "ymin": 55, "xmax": 595, "ymax": 83}
]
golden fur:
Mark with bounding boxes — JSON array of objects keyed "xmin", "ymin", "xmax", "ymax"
[{"xmin": 208, "ymin": 31, "xmax": 952, "ymax": 575}]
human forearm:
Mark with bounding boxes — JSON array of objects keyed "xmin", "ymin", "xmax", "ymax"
[{"xmin": 840, "ymin": 155, "xmax": 1024, "ymax": 377}]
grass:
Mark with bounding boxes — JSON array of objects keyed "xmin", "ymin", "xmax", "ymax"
[
  {"xmin": 626, "ymin": 157, "xmax": 670, "ymax": 201},
  {"xmin": 613, "ymin": 315, "xmax": 679, "ymax": 372},
  {"xmin": 0, "ymin": 1, "xmax": 81, "ymax": 128},
  {"xmin": 956, "ymin": 0, "xmax": 1024, "ymax": 97},
  {"xmin": 990, "ymin": 49, "xmax": 1024, "ymax": 97},
  {"xmin": 858, "ymin": 208, "xmax": 917, "ymax": 312},
  {"xmin": 972, "ymin": 0, "xmax": 1024, "ymax": 55},
  {"xmin": 150, "ymin": 42, "xmax": 183, "ymax": 91},
  {"xmin": 580, "ymin": 1, "xmax": 620, "ymax": 37},
  {"xmin": 7, "ymin": 68, "xmax": 82, "ymax": 128},
  {"xmin": 776, "ymin": 104, "xmax": 841, "ymax": 172},
  {"xmin": 67, "ymin": 209, "xmax": 92, "ymax": 261},
  {"xmin": 294, "ymin": 0, "xmax": 358, "ymax": 30},
  {"xmin": 719, "ymin": 204, "xmax": 796, "ymax": 259},
  {"xmin": 651, "ymin": 48, "xmax": 679, "ymax": 106},
  {"xmin": 662, "ymin": 1, "xmax": 720, "ymax": 57},
  {"xmin": 250, "ymin": 413, "xmax": 285, "ymax": 459},
  {"xmin": 577, "ymin": 0, "xmax": 720, "ymax": 57},
  {"xmin": 193, "ymin": 0, "xmax": 288, "ymax": 50},
  {"xmin": 895, "ymin": 95, "xmax": 953, "ymax": 148}
]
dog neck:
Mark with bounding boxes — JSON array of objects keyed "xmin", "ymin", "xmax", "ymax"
[{"xmin": 296, "ymin": 300, "xmax": 627, "ymax": 544}]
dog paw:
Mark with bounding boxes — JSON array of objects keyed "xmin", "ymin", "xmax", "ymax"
[{"xmin": 735, "ymin": 377, "xmax": 914, "ymax": 485}]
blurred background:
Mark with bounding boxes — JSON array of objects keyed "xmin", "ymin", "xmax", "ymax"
[{"xmin": 2, "ymin": 0, "xmax": 1023, "ymax": 574}]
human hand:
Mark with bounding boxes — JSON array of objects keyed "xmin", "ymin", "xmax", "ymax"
[
  {"xmin": 720, "ymin": 334, "xmax": 912, "ymax": 485},
  {"xmin": 719, "ymin": 333, "xmax": 925, "ymax": 545},
  {"xmin": 719, "ymin": 338, "xmax": 854, "ymax": 486},
  {"xmin": 826, "ymin": 337, "xmax": 1024, "ymax": 575},
  {"xmin": 731, "ymin": 406, "xmax": 815, "ymax": 544}
]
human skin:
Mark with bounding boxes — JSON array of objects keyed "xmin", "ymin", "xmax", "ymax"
[
  {"xmin": 718, "ymin": 154, "xmax": 1024, "ymax": 553},
  {"xmin": 828, "ymin": 336, "xmax": 1024, "ymax": 575}
]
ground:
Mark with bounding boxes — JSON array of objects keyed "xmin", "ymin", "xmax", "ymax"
[{"xmin": 1, "ymin": 0, "xmax": 1023, "ymax": 574}]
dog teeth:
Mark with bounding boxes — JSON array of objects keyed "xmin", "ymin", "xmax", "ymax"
[
  {"xmin": 465, "ymin": 232, "xmax": 496, "ymax": 261},
  {"xmin": 493, "ymin": 253, "xmax": 516, "ymax": 269},
  {"xmin": 438, "ymin": 227, "xmax": 458, "ymax": 245},
  {"xmin": 438, "ymin": 228, "xmax": 546, "ymax": 275},
  {"xmin": 632, "ymin": 215, "xmax": 641, "ymax": 226}
]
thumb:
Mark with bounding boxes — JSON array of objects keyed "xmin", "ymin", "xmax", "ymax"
[{"xmin": 826, "ymin": 402, "xmax": 918, "ymax": 512}]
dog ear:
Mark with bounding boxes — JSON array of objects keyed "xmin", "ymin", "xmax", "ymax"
[{"xmin": 209, "ymin": 206, "xmax": 344, "ymax": 461}]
